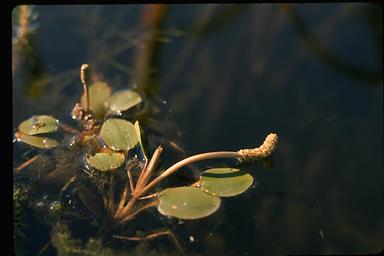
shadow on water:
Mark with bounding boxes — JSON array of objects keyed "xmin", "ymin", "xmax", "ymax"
[
  {"xmin": 13, "ymin": 3, "xmax": 383, "ymax": 256},
  {"xmin": 283, "ymin": 4, "xmax": 382, "ymax": 85}
]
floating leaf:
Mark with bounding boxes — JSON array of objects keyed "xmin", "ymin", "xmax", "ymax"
[
  {"xmin": 105, "ymin": 89, "xmax": 142, "ymax": 112},
  {"xmin": 158, "ymin": 187, "xmax": 221, "ymax": 220},
  {"xmin": 18, "ymin": 115, "xmax": 58, "ymax": 135},
  {"xmin": 81, "ymin": 82, "xmax": 111, "ymax": 119},
  {"xmin": 100, "ymin": 118, "xmax": 139, "ymax": 151},
  {"xmin": 199, "ymin": 168, "xmax": 253, "ymax": 197},
  {"xmin": 15, "ymin": 131, "xmax": 58, "ymax": 149},
  {"xmin": 86, "ymin": 152, "xmax": 125, "ymax": 171},
  {"xmin": 134, "ymin": 121, "xmax": 147, "ymax": 161}
]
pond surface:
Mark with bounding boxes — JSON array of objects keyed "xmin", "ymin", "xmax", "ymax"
[{"xmin": 12, "ymin": 4, "xmax": 383, "ymax": 256}]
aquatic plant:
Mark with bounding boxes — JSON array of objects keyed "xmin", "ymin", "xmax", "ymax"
[
  {"xmin": 14, "ymin": 64, "xmax": 278, "ymax": 253},
  {"xmin": 14, "ymin": 187, "xmax": 28, "ymax": 241}
]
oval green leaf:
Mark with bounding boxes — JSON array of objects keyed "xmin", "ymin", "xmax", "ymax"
[
  {"xmin": 81, "ymin": 82, "xmax": 111, "ymax": 119},
  {"xmin": 105, "ymin": 89, "xmax": 142, "ymax": 112},
  {"xmin": 100, "ymin": 118, "xmax": 139, "ymax": 151},
  {"xmin": 18, "ymin": 115, "xmax": 59, "ymax": 135},
  {"xmin": 158, "ymin": 187, "xmax": 221, "ymax": 220},
  {"xmin": 15, "ymin": 131, "xmax": 58, "ymax": 149},
  {"xmin": 200, "ymin": 168, "xmax": 253, "ymax": 197},
  {"xmin": 86, "ymin": 152, "xmax": 125, "ymax": 171}
]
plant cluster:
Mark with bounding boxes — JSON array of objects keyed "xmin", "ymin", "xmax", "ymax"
[{"xmin": 14, "ymin": 64, "xmax": 278, "ymax": 252}]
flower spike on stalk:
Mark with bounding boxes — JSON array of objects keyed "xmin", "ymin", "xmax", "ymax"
[
  {"xmin": 80, "ymin": 64, "xmax": 90, "ymax": 112},
  {"xmin": 71, "ymin": 64, "xmax": 99, "ymax": 131},
  {"xmin": 237, "ymin": 133, "xmax": 278, "ymax": 162},
  {"xmin": 135, "ymin": 133, "xmax": 279, "ymax": 198}
]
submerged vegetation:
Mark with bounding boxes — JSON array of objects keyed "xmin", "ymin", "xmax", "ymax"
[
  {"xmin": 14, "ymin": 187, "xmax": 28, "ymax": 242},
  {"xmin": 13, "ymin": 63, "xmax": 278, "ymax": 254}
]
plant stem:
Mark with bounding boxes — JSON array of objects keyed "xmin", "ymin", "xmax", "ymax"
[
  {"xmin": 134, "ymin": 146, "xmax": 163, "ymax": 196},
  {"xmin": 115, "ymin": 183, "xmax": 129, "ymax": 216},
  {"xmin": 127, "ymin": 167, "xmax": 135, "ymax": 193},
  {"xmin": 80, "ymin": 64, "xmax": 90, "ymax": 112},
  {"xmin": 15, "ymin": 154, "xmax": 40, "ymax": 173},
  {"xmin": 59, "ymin": 175, "xmax": 77, "ymax": 196},
  {"xmin": 120, "ymin": 200, "xmax": 158, "ymax": 223},
  {"xmin": 113, "ymin": 229, "xmax": 185, "ymax": 255},
  {"xmin": 136, "ymin": 161, "xmax": 146, "ymax": 186},
  {"xmin": 137, "ymin": 151, "xmax": 241, "ymax": 197},
  {"xmin": 138, "ymin": 192, "xmax": 158, "ymax": 200},
  {"xmin": 37, "ymin": 240, "xmax": 51, "ymax": 256},
  {"xmin": 138, "ymin": 133, "xmax": 278, "ymax": 197},
  {"xmin": 113, "ymin": 230, "xmax": 171, "ymax": 241},
  {"xmin": 113, "ymin": 197, "xmax": 136, "ymax": 223},
  {"xmin": 59, "ymin": 123, "xmax": 80, "ymax": 134},
  {"xmin": 113, "ymin": 133, "xmax": 278, "ymax": 223}
]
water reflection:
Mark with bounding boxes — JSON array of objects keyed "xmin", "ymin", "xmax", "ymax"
[
  {"xmin": 283, "ymin": 4, "xmax": 382, "ymax": 85},
  {"xmin": 12, "ymin": 6, "xmax": 46, "ymax": 99}
]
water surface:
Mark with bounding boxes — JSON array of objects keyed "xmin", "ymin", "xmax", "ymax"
[{"xmin": 12, "ymin": 4, "xmax": 383, "ymax": 255}]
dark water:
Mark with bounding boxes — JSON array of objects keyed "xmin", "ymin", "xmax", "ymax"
[{"xmin": 12, "ymin": 4, "xmax": 383, "ymax": 256}]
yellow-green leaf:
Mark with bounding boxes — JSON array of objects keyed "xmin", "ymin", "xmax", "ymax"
[
  {"xmin": 18, "ymin": 115, "xmax": 58, "ymax": 135},
  {"xmin": 15, "ymin": 131, "xmax": 58, "ymax": 149},
  {"xmin": 199, "ymin": 168, "xmax": 253, "ymax": 197},
  {"xmin": 158, "ymin": 187, "xmax": 221, "ymax": 220},
  {"xmin": 86, "ymin": 152, "xmax": 125, "ymax": 171},
  {"xmin": 100, "ymin": 118, "xmax": 139, "ymax": 151},
  {"xmin": 105, "ymin": 89, "xmax": 142, "ymax": 112}
]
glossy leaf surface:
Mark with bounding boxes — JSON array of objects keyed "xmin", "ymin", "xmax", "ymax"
[
  {"xmin": 105, "ymin": 89, "xmax": 142, "ymax": 112},
  {"xmin": 15, "ymin": 131, "xmax": 58, "ymax": 149},
  {"xmin": 158, "ymin": 187, "xmax": 221, "ymax": 219},
  {"xmin": 100, "ymin": 118, "xmax": 139, "ymax": 151},
  {"xmin": 200, "ymin": 168, "xmax": 253, "ymax": 197},
  {"xmin": 86, "ymin": 152, "xmax": 125, "ymax": 171},
  {"xmin": 18, "ymin": 115, "xmax": 58, "ymax": 135}
]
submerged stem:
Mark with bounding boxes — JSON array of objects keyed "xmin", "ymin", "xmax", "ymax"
[
  {"xmin": 58, "ymin": 123, "xmax": 80, "ymax": 135},
  {"xmin": 120, "ymin": 200, "xmax": 158, "ymax": 223},
  {"xmin": 113, "ymin": 197, "xmax": 136, "ymax": 223},
  {"xmin": 116, "ymin": 183, "xmax": 129, "ymax": 216},
  {"xmin": 127, "ymin": 167, "xmax": 135, "ymax": 193},
  {"xmin": 15, "ymin": 154, "xmax": 40, "ymax": 173},
  {"xmin": 113, "ymin": 230, "xmax": 171, "ymax": 241}
]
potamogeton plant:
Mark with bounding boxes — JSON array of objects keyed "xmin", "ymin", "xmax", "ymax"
[
  {"xmin": 13, "ymin": 64, "xmax": 279, "ymax": 244},
  {"xmin": 14, "ymin": 64, "xmax": 143, "ymax": 171},
  {"xmin": 109, "ymin": 133, "xmax": 278, "ymax": 226}
]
